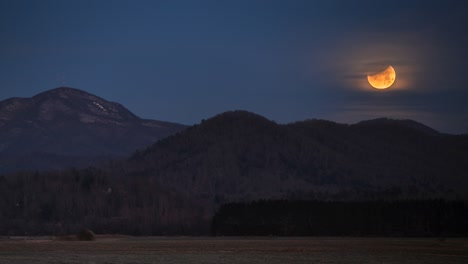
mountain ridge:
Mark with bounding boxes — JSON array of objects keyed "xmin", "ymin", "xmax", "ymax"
[
  {"xmin": 123, "ymin": 110, "xmax": 468, "ymax": 203},
  {"xmin": 0, "ymin": 87, "xmax": 187, "ymax": 173},
  {"xmin": 1, "ymin": 109, "xmax": 467, "ymax": 235}
]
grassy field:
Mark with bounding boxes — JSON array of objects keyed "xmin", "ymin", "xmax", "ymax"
[{"xmin": 0, "ymin": 236, "xmax": 467, "ymax": 263}]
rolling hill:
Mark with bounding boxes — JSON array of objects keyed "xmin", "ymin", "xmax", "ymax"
[{"xmin": 122, "ymin": 110, "xmax": 468, "ymax": 202}]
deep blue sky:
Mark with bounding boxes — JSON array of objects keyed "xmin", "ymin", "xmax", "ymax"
[{"xmin": 1, "ymin": 0, "xmax": 467, "ymax": 133}]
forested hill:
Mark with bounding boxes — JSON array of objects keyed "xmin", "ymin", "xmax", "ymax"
[
  {"xmin": 1, "ymin": 110, "xmax": 467, "ymax": 235},
  {"xmin": 123, "ymin": 110, "xmax": 468, "ymax": 201}
]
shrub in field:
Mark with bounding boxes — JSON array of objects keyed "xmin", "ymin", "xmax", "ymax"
[{"xmin": 77, "ymin": 229, "xmax": 96, "ymax": 241}]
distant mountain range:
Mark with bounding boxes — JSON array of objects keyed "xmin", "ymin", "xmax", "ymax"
[
  {"xmin": 0, "ymin": 87, "xmax": 186, "ymax": 173},
  {"xmin": 1, "ymin": 90, "xmax": 467, "ymax": 235}
]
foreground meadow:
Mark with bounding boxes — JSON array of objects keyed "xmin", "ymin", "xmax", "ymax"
[{"xmin": 0, "ymin": 236, "xmax": 467, "ymax": 264}]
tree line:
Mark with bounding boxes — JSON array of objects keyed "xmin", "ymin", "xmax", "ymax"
[
  {"xmin": 211, "ymin": 200, "xmax": 468, "ymax": 237},
  {"xmin": 0, "ymin": 168, "xmax": 208, "ymax": 236},
  {"xmin": 1, "ymin": 168, "xmax": 467, "ymax": 237}
]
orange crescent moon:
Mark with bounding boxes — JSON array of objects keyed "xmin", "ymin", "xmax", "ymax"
[{"xmin": 367, "ymin": 65, "xmax": 396, "ymax": 89}]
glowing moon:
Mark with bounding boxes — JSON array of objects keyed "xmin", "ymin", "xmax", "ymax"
[{"xmin": 367, "ymin": 65, "xmax": 396, "ymax": 89}]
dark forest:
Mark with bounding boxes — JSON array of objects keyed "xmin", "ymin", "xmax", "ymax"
[{"xmin": 212, "ymin": 200, "xmax": 468, "ymax": 237}]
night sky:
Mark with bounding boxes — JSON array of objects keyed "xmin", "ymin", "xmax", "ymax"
[{"xmin": 1, "ymin": 0, "xmax": 467, "ymax": 133}]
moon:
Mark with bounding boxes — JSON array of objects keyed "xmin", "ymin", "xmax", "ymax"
[{"xmin": 367, "ymin": 65, "xmax": 396, "ymax": 89}]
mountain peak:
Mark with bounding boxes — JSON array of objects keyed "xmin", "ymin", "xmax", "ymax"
[
  {"xmin": 205, "ymin": 110, "xmax": 274, "ymax": 125},
  {"xmin": 195, "ymin": 110, "xmax": 277, "ymax": 135},
  {"xmin": 32, "ymin": 87, "xmax": 93, "ymax": 99},
  {"xmin": 21, "ymin": 87, "xmax": 140, "ymax": 123},
  {"xmin": 0, "ymin": 88, "xmax": 187, "ymax": 172},
  {"xmin": 33, "ymin": 87, "xmax": 102, "ymax": 101},
  {"xmin": 354, "ymin": 118, "xmax": 440, "ymax": 136},
  {"xmin": 40, "ymin": 86, "xmax": 88, "ymax": 94}
]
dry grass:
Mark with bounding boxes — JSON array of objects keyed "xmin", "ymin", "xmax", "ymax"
[{"xmin": 0, "ymin": 237, "xmax": 467, "ymax": 263}]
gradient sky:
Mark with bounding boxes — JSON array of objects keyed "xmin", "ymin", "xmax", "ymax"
[{"xmin": 1, "ymin": 0, "xmax": 467, "ymax": 133}]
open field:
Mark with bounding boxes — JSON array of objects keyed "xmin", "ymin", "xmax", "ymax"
[{"xmin": 1, "ymin": 236, "xmax": 467, "ymax": 264}]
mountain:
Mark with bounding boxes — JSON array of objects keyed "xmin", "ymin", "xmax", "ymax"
[
  {"xmin": 2, "ymin": 110, "xmax": 468, "ymax": 235},
  {"xmin": 0, "ymin": 87, "xmax": 186, "ymax": 173},
  {"xmin": 122, "ymin": 110, "xmax": 468, "ymax": 202}
]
